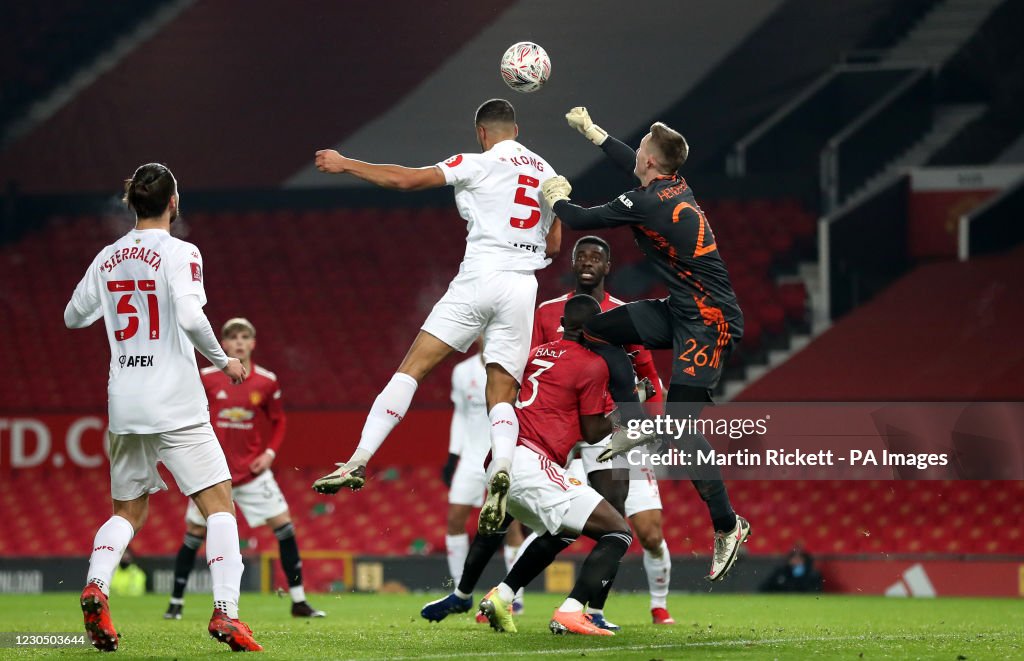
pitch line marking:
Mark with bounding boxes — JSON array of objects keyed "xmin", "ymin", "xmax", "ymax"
[{"xmin": 350, "ymin": 631, "xmax": 1015, "ymax": 660}]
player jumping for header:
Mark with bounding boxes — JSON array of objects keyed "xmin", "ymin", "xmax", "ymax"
[
  {"xmin": 540, "ymin": 109, "xmax": 750, "ymax": 581},
  {"xmin": 311, "ymin": 99, "xmax": 562, "ymax": 536}
]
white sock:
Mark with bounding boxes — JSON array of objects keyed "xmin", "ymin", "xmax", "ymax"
[
  {"xmin": 643, "ymin": 540, "xmax": 671, "ymax": 609},
  {"xmin": 289, "ymin": 586, "xmax": 306, "ymax": 604},
  {"xmin": 585, "ymin": 606, "xmax": 603, "ymax": 616},
  {"xmin": 206, "ymin": 512, "xmax": 244, "ymax": 619},
  {"xmin": 514, "ymin": 587, "xmax": 525, "ymax": 605},
  {"xmin": 445, "ymin": 533, "xmax": 470, "ymax": 586},
  {"xmin": 502, "ymin": 544, "xmax": 520, "ymax": 574},
  {"xmin": 355, "ymin": 373, "xmax": 418, "ymax": 459},
  {"xmin": 558, "ymin": 597, "xmax": 584, "ymax": 613},
  {"xmin": 86, "ymin": 516, "xmax": 134, "ymax": 596},
  {"xmin": 488, "ymin": 402, "xmax": 518, "ymax": 473},
  {"xmin": 496, "ymin": 582, "xmax": 516, "ymax": 603},
  {"xmin": 454, "ymin": 588, "xmax": 471, "ymax": 600}
]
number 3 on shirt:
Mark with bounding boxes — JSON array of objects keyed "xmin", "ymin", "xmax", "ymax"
[
  {"xmin": 516, "ymin": 358, "xmax": 554, "ymax": 409},
  {"xmin": 509, "ymin": 175, "xmax": 541, "ymax": 229},
  {"xmin": 107, "ymin": 279, "xmax": 160, "ymax": 341}
]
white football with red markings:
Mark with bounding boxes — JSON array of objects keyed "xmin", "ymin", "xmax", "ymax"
[{"xmin": 500, "ymin": 42, "xmax": 551, "ymax": 94}]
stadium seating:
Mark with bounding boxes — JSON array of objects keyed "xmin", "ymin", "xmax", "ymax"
[
  {"xmin": 2, "ymin": 465, "xmax": 1020, "ymax": 561},
  {"xmin": 0, "ymin": 197, "xmax": 814, "ymax": 411},
  {"xmin": 0, "ymin": 2, "xmax": 168, "ymax": 133},
  {"xmin": 739, "ymin": 244, "xmax": 1024, "ymax": 401},
  {"xmin": 17, "ymin": 200, "xmax": 1018, "ymax": 577},
  {"xmin": 0, "ymin": 0, "xmax": 516, "ymax": 194}
]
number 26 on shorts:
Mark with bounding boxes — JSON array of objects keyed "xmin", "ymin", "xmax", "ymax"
[{"xmin": 678, "ymin": 339, "xmax": 712, "ymax": 367}]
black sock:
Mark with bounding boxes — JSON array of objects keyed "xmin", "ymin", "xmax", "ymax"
[
  {"xmin": 587, "ymin": 562, "xmax": 618, "ymax": 610},
  {"xmin": 171, "ymin": 532, "xmax": 203, "ymax": 600},
  {"xmin": 504, "ymin": 533, "xmax": 574, "ymax": 593},
  {"xmin": 680, "ymin": 431, "xmax": 736, "ymax": 531},
  {"xmin": 693, "ymin": 477, "xmax": 737, "ymax": 532},
  {"xmin": 456, "ymin": 514, "xmax": 513, "ymax": 595},
  {"xmin": 568, "ymin": 531, "xmax": 632, "ymax": 606},
  {"xmin": 666, "ymin": 386, "xmax": 737, "ymax": 533},
  {"xmin": 274, "ymin": 523, "xmax": 303, "ymax": 589}
]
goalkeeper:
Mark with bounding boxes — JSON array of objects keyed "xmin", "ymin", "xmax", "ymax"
[{"xmin": 540, "ymin": 108, "xmax": 750, "ymax": 581}]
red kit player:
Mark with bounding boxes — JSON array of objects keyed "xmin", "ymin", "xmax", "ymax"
[{"xmin": 165, "ymin": 318, "xmax": 324, "ymax": 620}]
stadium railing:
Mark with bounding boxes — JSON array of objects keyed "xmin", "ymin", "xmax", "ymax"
[
  {"xmin": 820, "ymin": 68, "xmax": 932, "ymax": 212},
  {"xmin": 819, "ymin": 173, "xmax": 910, "ymax": 320},
  {"xmin": 726, "ymin": 64, "xmax": 921, "ymax": 185},
  {"xmin": 958, "ymin": 175, "xmax": 1024, "ymax": 261}
]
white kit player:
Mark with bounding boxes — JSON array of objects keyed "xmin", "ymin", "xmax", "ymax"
[
  {"xmin": 65, "ymin": 164, "xmax": 262, "ymax": 652},
  {"xmin": 434, "ymin": 342, "xmax": 525, "ymax": 618},
  {"xmin": 312, "ymin": 99, "xmax": 562, "ymax": 535}
]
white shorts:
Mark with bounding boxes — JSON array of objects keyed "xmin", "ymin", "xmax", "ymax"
[
  {"xmin": 508, "ymin": 445, "xmax": 604, "ymax": 536},
  {"xmin": 571, "ymin": 448, "xmax": 663, "ymax": 519},
  {"xmin": 422, "ymin": 269, "xmax": 538, "ymax": 383},
  {"xmin": 108, "ymin": 422, "xmax": 231, "ymax": 501},
  {"xmin": 185, "ymin": 469, "xmax": 289, "ymax": 528},
  {"xmin": 449, "ymin": 450, "xmax": 488, "ymax": 508},
  {"xmin": 624, "ymin": 466, "xmax": 663, "ymax": 518}
]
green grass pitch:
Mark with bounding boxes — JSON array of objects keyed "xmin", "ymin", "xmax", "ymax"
[{"xmin": 0, "ymin": 592, "xmax": 1020, "ymax": 659}]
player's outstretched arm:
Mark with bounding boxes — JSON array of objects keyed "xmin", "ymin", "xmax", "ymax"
[
  {"xmin": 175, "ymin": 294, "xmax": 246, "ymax": 384},
  {"xmin": 566, "ymin": 107, "xmax": 608, "ymax": 146},
  {"xmin": 565, "ymin": 107, "xmax": 636, "ymax": 175},
  {"xmin": 315, "ymin": 149, "xmax": 445, "ymax": 191},
  {"xmin": 541, "ymin": 177, "xmax": 634, "ymax": 231}
]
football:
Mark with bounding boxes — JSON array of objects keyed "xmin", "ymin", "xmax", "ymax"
[{"xmin": 499, "ymin": 42, "xmax": 551, "ymax": 93}]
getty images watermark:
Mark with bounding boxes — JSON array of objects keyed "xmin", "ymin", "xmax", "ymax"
[
  {"xmin": 624, "ymin": 414, "xmax": 950, "ymax": 470},
  {"xmin": 613, "ymin": 402, "xmax": 1023, "ymax": 480}
]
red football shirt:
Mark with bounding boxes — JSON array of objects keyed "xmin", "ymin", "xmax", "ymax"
[
  {"xmin": 516, "ymin": 339, "xmax": 613, "ymax": 467},
  {"xmin": 201, "ymin": 364, "xmax": 287, "ymax": 486},
  {"xmin": 532, "ymin": 290, "xmax": 664, "ymax": 403}
]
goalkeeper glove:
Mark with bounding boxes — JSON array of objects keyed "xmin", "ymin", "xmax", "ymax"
[
  {"xmin": 566, "ymin": 106, "xmax": 608, "ymax": 146},
  {"xmin": 541, "ymin": 176, "xmax": 572, "ymax": 207},
  {"xmin": 441, "ymin": 452, "xmax": 459, "ymax": 487}
]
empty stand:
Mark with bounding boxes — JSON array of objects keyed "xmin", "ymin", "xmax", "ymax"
[
  {"xmin": 0, "ymin": 197, "xmax": 813, "ymax": 410},
  {"xmin": 2, "ymin": 465, "xmax": 1019, "ymax": 565},
  {"xmin": 16, "ymin": 200, "xmax": 1013, "ymax": 582},
  {"xmin": 0, "ymin": 2, "xmax": 168, "ymax": 134},
  {"xmin": 740, "ymin": 243, "xmax": 1024, "ymax": 401}
]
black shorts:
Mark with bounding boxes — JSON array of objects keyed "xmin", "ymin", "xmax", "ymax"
[{"xmin": 625, "ymin": 298, "xmax": 736, "ymax": 389}]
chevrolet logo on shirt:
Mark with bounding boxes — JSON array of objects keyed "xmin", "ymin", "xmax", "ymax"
[{"xmin": 219, "ymin": 407, "xmax": 255, "ymax": 423}]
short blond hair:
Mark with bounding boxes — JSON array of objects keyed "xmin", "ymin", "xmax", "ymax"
[
  {"xmin": 649, "ymin": 122, "xmax": 689, "ymax": 173},
  {"xmin": 221, "ymin": 317, "xmax": 255, "ymax": 338}
]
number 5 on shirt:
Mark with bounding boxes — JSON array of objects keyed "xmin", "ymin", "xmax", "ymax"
[{"xmin": 510, "ymin": 175, "xmax": 541, "ymax": 229}]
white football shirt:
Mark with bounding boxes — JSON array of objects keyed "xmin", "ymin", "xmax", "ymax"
[
  {"xmin": 67, "ymin": 228, "xmax": 213, "ymax": 434},
  {"xmin": 436, "ymin": 139, "xmax": 557, "ymax": 272},
  {"xmin": 449, "ymin": 354, "xmax": 490, "ymax": 464}
]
